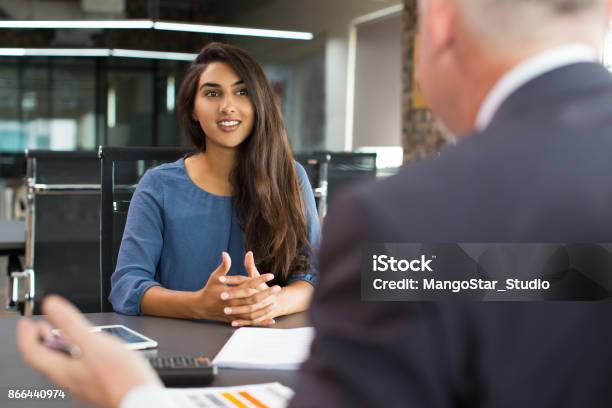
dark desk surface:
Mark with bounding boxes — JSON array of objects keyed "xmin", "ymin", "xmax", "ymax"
[
  {"xmin": 0, "ymin": 220, "xmax": 25, "ymax": 253},
  {"xmin": 0, "ymin": 312, "xmax": 310, "ymax": 408}
]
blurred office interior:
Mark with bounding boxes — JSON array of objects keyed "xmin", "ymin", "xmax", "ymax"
[{"xmin": 1, "ymin": 0, "xmax": 611, "ymax": 314}]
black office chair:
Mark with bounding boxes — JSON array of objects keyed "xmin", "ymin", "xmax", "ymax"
[
  {"xmin": 11, "ymin": 150, "xmax": 101, "ymax": 315},
  {"xmin": 295, "ymin": 152, "xmax": 377, "ymax": 222},
  {"xmin": 99, "ymin": 146, "xmax": 193, "ymax": 312},
  {"xmin": 326, "ymin": 152, "xmax": 377, "ymax": 201},
  {"xmin": 0, "ymin": 152, "xmax": 27, "ymax": 179}
]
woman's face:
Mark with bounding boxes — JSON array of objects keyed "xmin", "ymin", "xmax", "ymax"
[{"xmin": 193, "ymin": 61, "xmax": 255, "ymax": 149}]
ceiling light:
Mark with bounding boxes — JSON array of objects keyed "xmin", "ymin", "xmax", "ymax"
[
  {"xmin": 112, "ymin": 49, "xmax": 196, "ymax": 61},
  {"xmin": 0, "ymin": 19, "xmax": 314, "ymax": 40},
  {"xmin": 153, "ymin": 21, "xmax": 314, "ymax": 40},
  {"xmin": 0, "ymin": 48, "xmax": 197, "ymax": 61},
  {"xmin": 0, "ymin": 48, "xmax": 110, "ymax": 57},
  {"xmin": 0, "ymin": 20, "xmax": 153, "ymax": 29},
  {"xmin": 0, "ymin": 48, "xmax": 25, "ymax": 56}
]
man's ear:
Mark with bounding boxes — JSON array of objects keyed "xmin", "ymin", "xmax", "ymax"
[{"xmin": 428, "ymin": 0, "xmax": 457, "ymax": 58}]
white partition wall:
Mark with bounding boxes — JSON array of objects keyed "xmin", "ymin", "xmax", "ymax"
[{"xmin": 349, "ymin": 8, "xmax": 403, "ymax": 151}]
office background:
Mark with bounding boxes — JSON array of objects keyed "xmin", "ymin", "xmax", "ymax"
[{"xmin": 1, "ymin": 0, "xmax": 611, "ymax": 314}]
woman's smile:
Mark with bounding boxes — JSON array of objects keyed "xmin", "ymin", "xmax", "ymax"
[{"xmin": 217, "ymin": 119, "xmax": 242, "ymax": 132}]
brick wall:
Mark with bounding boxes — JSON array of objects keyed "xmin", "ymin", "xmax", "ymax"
[{"xmin": 401, "ymin": 0, "xmax": 445, "ymax": 163}]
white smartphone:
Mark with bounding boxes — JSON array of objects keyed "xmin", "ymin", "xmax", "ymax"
[{"xmin": 92, "ymin": 325, "xmax": 158, "ymax": 350}]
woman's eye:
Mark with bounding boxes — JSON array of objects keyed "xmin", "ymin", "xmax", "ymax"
[
  {"xmin": 205, "ymin": 90, "xmax": 219, "ymax": 97},
  {"xmin": 237, "ymin": 89, "xmax": 249, "ymax": 96}
]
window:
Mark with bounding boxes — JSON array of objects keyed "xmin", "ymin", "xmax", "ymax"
[{"xmin": 0, "ymin": 57, "xmax": 189, "ymax": 152}]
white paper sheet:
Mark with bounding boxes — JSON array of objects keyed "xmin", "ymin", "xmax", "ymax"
[
  {"xmin": 167, "ymin": 382, "xmax": 294, "ymax": 408},
  {"xmin": 212, "ymin": 327, "xmax": 315, "ymax": 370}
]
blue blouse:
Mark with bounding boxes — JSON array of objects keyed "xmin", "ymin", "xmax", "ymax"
[{"xmin": 109, "ymin": 158, "xmax": 321, "ymax": 315}]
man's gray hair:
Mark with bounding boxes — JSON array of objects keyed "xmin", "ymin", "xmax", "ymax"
[{"xmin": 456, "ymin": 0, "xmax": 608, "ymax": 50}]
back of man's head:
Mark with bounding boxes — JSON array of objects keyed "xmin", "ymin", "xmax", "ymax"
[
  {"xmin": 458, "ymin": 0, "xmax": 608, "ymax": 52},
  {"xmin": 416, "ymin": 0, "xmax": 610, "ymax": 135}
]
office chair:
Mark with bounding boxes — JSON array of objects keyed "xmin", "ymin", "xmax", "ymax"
[
  {"xmin": 10, "ymin": 150, "xmax": 101, "ymax": 315},
  {"xmin": 295, "ymin": 152, "xmax": 377, "ymax": 222},
  {"xmin": 0, "ymin": 152, "xmax": 27, "ymax": 179},
  {"xmin": 99, "ymin": 146, "xmax": 193, "ymax": 312},
  {"xmin": 326, "ymin": 152, "xmax": 377, "ymax": 201}
]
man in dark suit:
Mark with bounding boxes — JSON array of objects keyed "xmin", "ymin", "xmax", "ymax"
[{"xmin": 290, "ymin": 0, "xmax": 612, "ymax": 407}]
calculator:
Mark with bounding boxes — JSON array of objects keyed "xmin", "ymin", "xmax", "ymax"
[{"xmin": 148, "ymin": 355, "xmax": 218, "ymax": 387}]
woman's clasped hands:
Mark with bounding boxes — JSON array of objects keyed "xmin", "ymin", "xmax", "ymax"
[{"xmin": 191, "ymin": 251, "xmax": 283, "ymax": 326}]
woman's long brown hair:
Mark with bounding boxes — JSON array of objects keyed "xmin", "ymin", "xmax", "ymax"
[{"xmin": 177, "ymin": 42, "xmax": 311, "ymax": 284}]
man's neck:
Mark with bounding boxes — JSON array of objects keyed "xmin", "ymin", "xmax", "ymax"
[{"xmin": 459, "ymin": 59, "xmax": 511, "ymax": 135}]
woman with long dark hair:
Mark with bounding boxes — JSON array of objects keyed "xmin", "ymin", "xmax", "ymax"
[{"xmin": 109, "ymin": 43, "xmax": 320, "ymax": 326}]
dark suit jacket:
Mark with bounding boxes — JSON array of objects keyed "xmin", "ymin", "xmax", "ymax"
[{"xmin": 290, "ymin": 62, "xmax": 612, "ymax": 408}]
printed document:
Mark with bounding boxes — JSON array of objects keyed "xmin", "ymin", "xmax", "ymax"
[
  {"xmin": 168, "ymin": 382, "xmax": 293, "ymax": 408},
  {"xmin": 213, "ymin": 327, "xmax": 315, "ymax": 370}
]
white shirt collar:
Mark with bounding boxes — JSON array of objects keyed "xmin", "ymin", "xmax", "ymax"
[{"xmin": 475, "ymin": 43, "xmax": 598, "ymax": 131}]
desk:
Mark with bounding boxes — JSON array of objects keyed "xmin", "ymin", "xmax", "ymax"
[
  {"xmin": 0, "ymin": 220, "xmax": 25, "ymax": 312},
  {"xmin": 0, "ymin": 311, "xmax": 309, "ymax": 408}
]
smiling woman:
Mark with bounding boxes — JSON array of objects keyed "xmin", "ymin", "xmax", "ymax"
[{"xmin": 108, "ymin": 43, "xmax": 321, "ymax": 327}]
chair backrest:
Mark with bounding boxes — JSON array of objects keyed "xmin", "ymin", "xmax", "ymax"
[
  {"xmin": 99, "ymin": 146, "xmax": 193, "ymax": 312},
  {"xmin": 0, "ymin": 152, "xmax": 26, "ymax": 179},
  {"xmin": 25, "ymin": 150, "xmax": 101, "ymax": 314},
  {"xmin": 295, "ymin": 151, "xmax": 377, "ymax": 220},
  {"xmin": 326, "ymin": 152, "xmax": 377, "ymax": 201}
]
